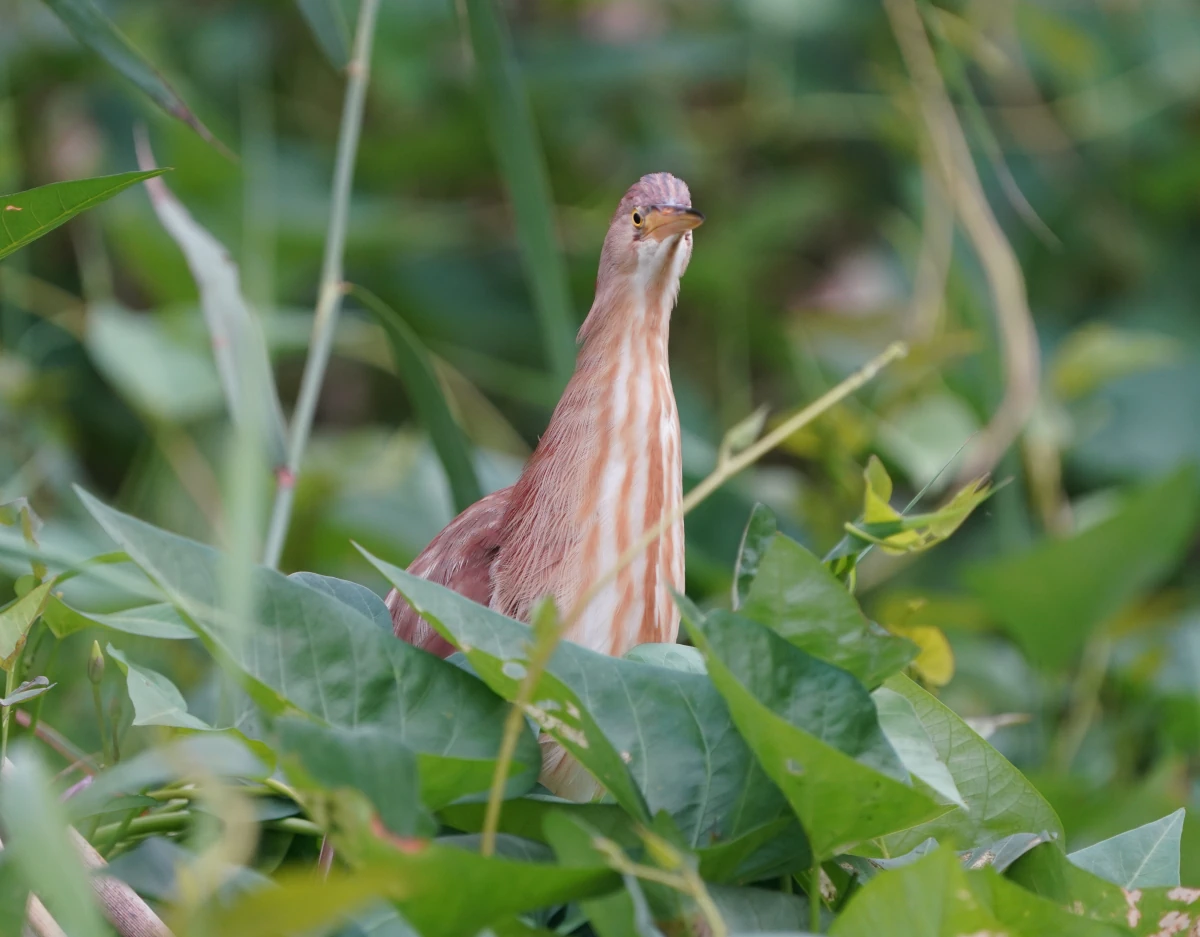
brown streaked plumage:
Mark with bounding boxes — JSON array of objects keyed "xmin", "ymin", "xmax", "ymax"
[{"xmin": 387, "ymin": 173, "xmax": 701, "ymax": 791}]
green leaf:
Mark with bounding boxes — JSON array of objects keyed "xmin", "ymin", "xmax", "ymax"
[
  {"xmin": 362, "ymin": 548, "xmax": 790, "ymax": 851},
  {"xmin": 830, "ymin": 845, "xmax": 1008, "ymax": 936},
  {"xmin": 681, "ymin": 605, "xmax": 944, "ymax": 860},
  {"xmin": 461, "ymin": 0, "xmax": 576, "ymax": 386},
  {"xmin": 1051, "ymin": 322, "xmax": 1184, "ymax": 400},
  {"xmin": 0, "ymin": 580, "xmax": 53, "ymax": 670},
  {"xmin": 276, "ymin": 717, "xmax": 436, "ymax": 839},
  {"xmin": 351, "ymin": 285, "xmax": 483, "ymax": 514},
  {"xmin": 732, "ymin": 503, "xmax": 777, "ymax": 611},
  {"xmin": 970, "ymin": 866, "xmax": 1129, "ymax": 937},
  {"xmin": 62, "ymin": 600, "xmax": 196, "ymax": 640},
  {"xmin": 0, "ymin": 676, "xmax": 54, "ymax": 707},
  {"xmin": 295, "ymin": 0, "xmax": 350, "ymax": 69},
  {"xmin": 85, "ymin": 304, "xmax": 224, "ymax": 422},
  {"xmin": 289, "ymin": 572, "xmax": 392, "ymax": 633},
  {"xmin": 621, "ymin": 643, "xmax": 707, "ymax": 673},
  {"xmin": 872, "ymin": 686, "xmax": 965, "ymax": 809},
  {"xmin": 331, "ymin": 831, "xmax": 620, "ymax": 937},
  {"xmin": 41, "ymin": 0, "xmax": 227, "ymax": 150},
  {"xmin": 0, "ymin": 170, "xmax": 166, "ymax": 262},
  {"xmin": 78, "ymin": 489, "xmax": 540, "ymax": 810},
  {"xmin": 134, "ymin": 146, "xmax": 288, "ymax": 465},
  {"xmin": 845, "ymin": 455, "xmax": 995, "ymax": 556},
  {"xmin": 1068, "ymin": 809, "xmax": 1185, "ymax": 889},
  {"xmin": 0, "ymin": 745, "xmax": 109, "ymax": 937},
  {"xmin": 966, "ymin": 465, "xmax": 1200, "ymax": 668},
  {"xmin": 879, "ymin": 674, "xmax": 1063, "ymax": 853},
  {"xmin": 105, "ymin": 643, "xmax": 209, "ymax": 729},
  {"xmin": 1009, "ymin": 841, "xmax": 1200, "ymax": 936},
  {"xmin": 741, "ymin": 533, "xmax": 916, "ymax": 686}
]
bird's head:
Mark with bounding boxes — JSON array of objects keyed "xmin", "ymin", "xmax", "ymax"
[{"xmin": 585, "ymin": 173, "xmax": 703, "ymax": 339}]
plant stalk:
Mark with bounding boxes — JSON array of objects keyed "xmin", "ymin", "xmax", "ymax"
[
  {"xmin": 0, "ymin": 663, "xmax": 15, "ymax": 766},
  {"xmin": 810, "ymin": 865, "xmax": 822, "ymax": 932},
  {"xmin": 479, "ymin": 341, "xmax": 908, "ymax": 853},
  {"xmin": 261, "ymin": 0, "xmax": 381, "ymax": 570}
]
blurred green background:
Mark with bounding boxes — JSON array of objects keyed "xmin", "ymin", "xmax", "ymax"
[{"xmin": 2, "ymin": 0, "xmax": 1200, "ymax": 880}]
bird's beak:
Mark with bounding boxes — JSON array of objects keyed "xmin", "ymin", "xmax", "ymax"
[{"xmin": 644, "ymin": 205, "xmax": 705, "ymax": 241}]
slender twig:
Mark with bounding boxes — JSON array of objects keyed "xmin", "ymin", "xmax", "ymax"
[
  {"xmin": 593, "ymin": 836, "xmax": 728, "ymax": 937},
  {"xmin": 14, "ymin": 710, "xmax": 98, "ymax": 774},
  {"xmin": 261, "ymin": 0, "xmax": 381, "ymax": 570},
  {"xmin": 1, "ymin": 661, "xmax": 15, "ymax": 766},
  {"xmin": 478, "ymin": 341, "xmax": 908, "ymax": 852},
  {"xmin": 883, "ymin": 0, "xmax": 1039, "ymax": 487}
]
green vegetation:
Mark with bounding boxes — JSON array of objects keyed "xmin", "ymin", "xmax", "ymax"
[{"xmin": 1, "ymin": 0, "xmax": 1199, "ymax": 934}]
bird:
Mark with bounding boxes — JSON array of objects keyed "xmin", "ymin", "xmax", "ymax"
[{"xmin": 386, "ymin": 172, "xmax": 702, "ymax": 794}]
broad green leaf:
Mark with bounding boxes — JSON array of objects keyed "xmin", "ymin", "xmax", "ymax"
[
  {"xmin": 67, "ymin": 733, "xmax": 270, "ymax": 821},
  {"xmin": 1068, "ymin": 809, "xmax": 1185, "ymax": 889},
  {"xmin": 363, "ymin": 548, "xmax": 790, "ymax": 851},
  {"xmin": 276, "ymin": 717, "xmax": 436, "ymax": 839},
  {"xmin": 52, "ymin": 600, "xmax": 196, "ymax": 640},
  {"xmin": 621, "ymin": 643, "xmax": 707, "ymax": 673},
  {"xmin": 105, "ymin": 643, "xmax": 208, "ymax": 729},
  {"xmin": 741, "ymin": 533, "xmax": 916, "ymax": 686},
  {"xmin": 879, "ymin": 675, "xmax": 1063, "ymax": 853},
  {"xmin": 682, "ymin": 605, "xmax": 944, "ymax": 860},
  {"xmin": 0, "ymin": 170, "xmax": 165, "ymax": 262},
  {"xmin": 78, "ymin": 489, "xmax": 540, "ymax": 809},
  {"xmin": 289, "ymin": 571, "xmax": 392, "ymax": 633},
  {"xmin": 1010, "ymin": 842, "xmax": 1200, "ymax": 936},
  {"xmin": 295, "ymin": 0, "xmax": 350, "ymax": 68},
  {"xmin": 41, "ymin": 0, "xmax": 225, "ymax": 149},
  {"xmin": 831, "ymin": 845, "xmax": 1008, "ymax": 936},
  {"xmin": 135, "ymin": 148, "xmax": 287, "ymax": 464},
  {"xmin": 352, "ymin": 285, "xmax": 482, "ymax": 514},
  {"xmin": 1052, "ymin": 323, "xmax": 1183, "ymax": 400},
  {"xmin": 732, "ymin": 503, "xmax": 777, "ymax": 610},
  {"xmin": 872, "ymin": 686, "xmax": 965, "ymax": 808},
  {"xmin": 103, "ymin": 836, "xmax": 272, "ymax": 904},
  {"xmin": 461, "ymin": 0, "xmax": 576, "ymax": 385},
  {"xmin": 966, "ymin": 465, "xmax": 1200, "ymax": 668},
  {"xmin": 0, "ymin": 580, "xmax": 52, "ymax": 669},
  {"xmin": 0, "ymin": 745, "xmax": 108, "ymax": 937},
  {"xmin": 326, "ymin": 829, "xmax": 620, "ymax": 937},
  {"xmin": 86, "ymin": 304, "xmax": 224, "ymax": 422},
  {"xmin": 970, "ymin": 866, "xmax": 1128, "ymax": 937}
]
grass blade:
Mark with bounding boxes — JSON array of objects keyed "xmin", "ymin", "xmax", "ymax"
[
  {"xmin": 295, "ymin": 0, "xmax": 351, "ymax": 70},
  {"xmin": 41, "ymin": 0, "xmax": 232, "ymax": 156},
  {"xmin": 0, "ymin": 170, "xmax": 165, "ymax": 262},
  {"xmin": 350, "ymin": 285, "xmax": 483, "ymax": 513},
  {"xmin": 135, "ymin": 132, "xmax": 288, "ymax": 468},
  {"xmin": 461, "ymin": 0, "xmax": 577, "ymax": 388}
]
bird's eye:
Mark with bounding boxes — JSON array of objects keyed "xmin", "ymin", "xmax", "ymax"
[{"xmin": 631, "ymin": 210, "xmax": 644, "ymax": 228}]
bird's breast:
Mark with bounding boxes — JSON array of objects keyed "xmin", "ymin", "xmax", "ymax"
[{"xmin": 568, "ymin": 330, "xmax": 683, "ymax": 656}]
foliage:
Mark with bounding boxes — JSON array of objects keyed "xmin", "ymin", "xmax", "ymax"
[{"xmin": 1, "ymin": 0, "xmax": 1199, "ymax": 934}]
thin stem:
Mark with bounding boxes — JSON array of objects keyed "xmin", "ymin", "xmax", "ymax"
[
  {"xmin": 90, "ymin": 811, "xmax": 321, "ymax": 844},
  {"xmin": 809, "ymin": 865, "xmax": 822, "ymax": 933},
  {"xmin": 478, "ymin": 341, "xmax": 908, "ymax": 854},
  {"xmin": 1051, "ymin": 635, "xmax": 1112, "ymax": 774},
  {"xmin": 0, "ymin": 664, "xmax": 15, "ymax": 766},
  {"xmin": 261, "ymin": 0, "xmax": 381, "ymax": 570},
  {"xmin": 26, "ymin": 637, "xmax": 57, "ymax": 739},
  {"xmin": 16, "ymin": 710, "xmax": 97, "ymax": 774},
  {"xmin": 91, "ymin": 683, "xmax": 109, "ymax": 768}
]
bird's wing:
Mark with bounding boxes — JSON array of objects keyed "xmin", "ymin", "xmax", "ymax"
[{"xmin": 386, "ymin": 486, "xmax": 512, "ymax": 658}]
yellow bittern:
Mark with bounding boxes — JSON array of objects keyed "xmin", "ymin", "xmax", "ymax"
[{"xmin": 387, "ymin": 173, "xmax": 702, "ymax": 791}]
